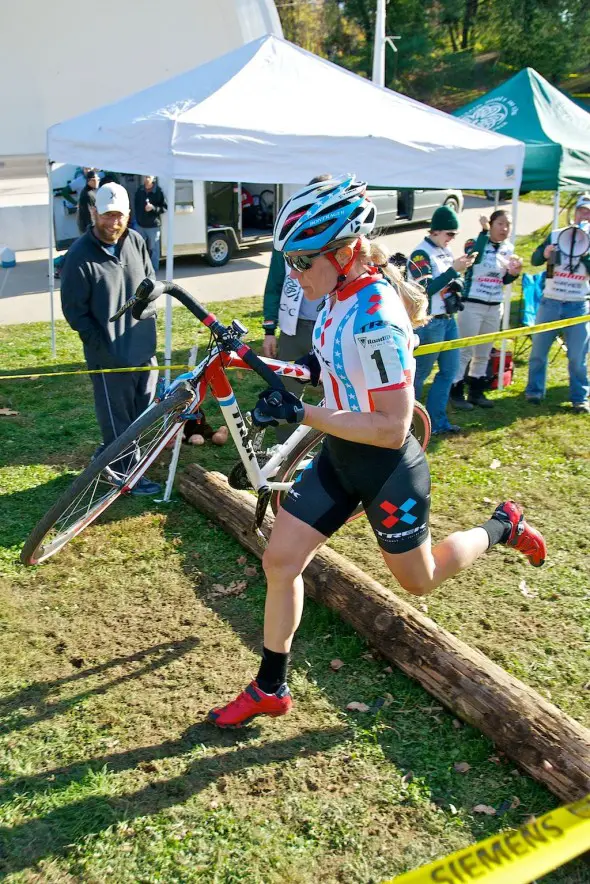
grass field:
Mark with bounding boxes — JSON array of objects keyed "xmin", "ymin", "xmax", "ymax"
[{"xmin": 0, "ymin": 258, "xmax": 589, "ymax": 882}]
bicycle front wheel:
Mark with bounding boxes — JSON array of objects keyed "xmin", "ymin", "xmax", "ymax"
[
  {"xmin": 269, "ymin": 402, "xmax": 431, "ymax": 518},
  {"xmin": 21, "ymin": 386, "xmax": 194, "ymax": 565}
]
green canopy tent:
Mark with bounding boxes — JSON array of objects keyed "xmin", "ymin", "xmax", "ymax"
[
  {"xmin": 455, "ymin": 68, "xmax": 590, "ymax": 388},
  {"xmin": 455, "ymin": 67, "xmax": 590, "ymax": 193}
]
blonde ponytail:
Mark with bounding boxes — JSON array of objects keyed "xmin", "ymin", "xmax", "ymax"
[{"xmin": 358, "ymin": 238, "xmax": 429, "ymax": 328}]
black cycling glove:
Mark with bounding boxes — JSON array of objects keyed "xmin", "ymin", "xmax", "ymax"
[
  {"xmin": 294, "ymin": 351, "xmax": 321, "ymax": 386},
  {"xmin": 252, "ymin": 389, "xmax": 305, "ymax": 428},
  {"xmin": 443, "ymin": 278, "xmax": 465, "ymax": 315}
]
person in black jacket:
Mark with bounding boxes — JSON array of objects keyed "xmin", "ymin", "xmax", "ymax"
[
  {"xmin": 134, "ymin": 176, "xmax": 167, "ymax": 271},
  {"xmin": 76, "ymin": 170, "xmax": 100, "ymax": 234},
  {"xmin": 61, "ymin": 183, "xmax": 161, "ymax": 495}
]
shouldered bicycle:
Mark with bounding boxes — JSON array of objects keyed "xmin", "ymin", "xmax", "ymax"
[{"xmin": 21, "ymin": 279, "xmax": 430, "ymax": 565}]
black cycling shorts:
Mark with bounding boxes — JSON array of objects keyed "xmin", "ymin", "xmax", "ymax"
[{"xmin": 281, "ymin": 433, "xmax": 431, "ymax": 554}]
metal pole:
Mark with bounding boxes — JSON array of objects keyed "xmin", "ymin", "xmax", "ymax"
[
  {"xmin": 161, "ymin": 343, "xmax": 198, "ymax": 503},
  {"xmin": 497, "ymin": 188, "xmax": 519, "ymax": 390},
  {"xmin": 552, "ymin": 190, "xmax": 560, "ymax": 230},
  {"xmin": 47, "ymin": 161, "xmax": 56, "ymax": 357},
  {"xmin": 494, "ymin": 190, "xmax": 499, "ymax": 210},
  {"xmin": 164, "ymin": 178, "xmax": 175, "ymax": 384},
  {"xmin": 372, "ymin": 0, "xmax": 386, "ymax": 86}
]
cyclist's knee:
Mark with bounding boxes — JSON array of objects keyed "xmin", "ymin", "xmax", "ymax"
[
  {"xmin": 262, "ymin": 544, "xmax": 301, "ymax": 582},
  {"xmin": 398, "ymin": 578, "xmax": 434, "ymax": 597}
]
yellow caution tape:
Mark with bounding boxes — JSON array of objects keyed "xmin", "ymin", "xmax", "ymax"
[
  {"xmin": 384, "ymin": 793, "xmax": 590, "ymax": 884},
  {"xmin": 414, "ymin": 312, "xmax": 589, "ymax": 356},
  {"xmin": 0, "ymin": 364, "xmax": 190, "ymax": 380},
  {"xmin": 0, "ymin": 314, "xmax": 588, "ymax": 380}
]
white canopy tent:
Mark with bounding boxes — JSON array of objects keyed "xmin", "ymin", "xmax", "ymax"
[{"xmin": 47, "ymin": 33, "xmax": 525, "ymax": 375}]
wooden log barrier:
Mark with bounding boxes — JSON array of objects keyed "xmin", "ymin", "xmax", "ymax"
[{"xmin": 179, "ymin": 464, "xmax": 590, "ymax": 802}]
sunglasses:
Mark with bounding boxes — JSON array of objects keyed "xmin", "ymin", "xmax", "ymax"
[{"xmin": 284, "ymin": 251, "xmax": 326, "ymax": 272}]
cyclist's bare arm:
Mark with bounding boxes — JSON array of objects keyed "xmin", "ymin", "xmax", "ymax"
[{"xmin": 301, "ymin": 385, "xmax": 414, "ymax": 450}]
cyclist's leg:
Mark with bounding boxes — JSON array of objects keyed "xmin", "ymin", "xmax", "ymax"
[
  {"xmin": 264, "ymin": 447, "xmax": 359, "ymax": 651},
  {"xmin": 261, "ymin": 508, "xmax": 326, "ymax": 653},
  {"xmin": 364, "ymin": 436, "xmax": 545, "ymax": 596}
]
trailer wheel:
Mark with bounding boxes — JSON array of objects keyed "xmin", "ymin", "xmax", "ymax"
[{"xmin": 206, "ymin": 232, "xmax": 233, "ymax": 267}]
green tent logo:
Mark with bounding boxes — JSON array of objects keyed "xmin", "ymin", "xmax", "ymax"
[{"xmin": 463, "ymin": 97, "xmax": 519, "ymax": 131}]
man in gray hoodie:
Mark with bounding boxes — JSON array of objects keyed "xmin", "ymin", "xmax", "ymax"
[{"xmin": 60, "ymin": 183, "xmax": 161, "ymax": 495}]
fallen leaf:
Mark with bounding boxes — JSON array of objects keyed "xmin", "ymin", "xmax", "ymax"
[
  {"xmin": 452, "ymin": 719, "xmax": 463, "ymax": 729},
  {"xmin": 511, "ymin": 796, "xmax": 521, "ymax": 809},
  {"xmin": 542, "ymin": 759, "xmax": 553, "ymax": 771},
  {"xmin": 419, "ymin": 603, "xmax": 429, "ymax": 613},
  {"xmin": 489, "ymin": 459, "xmax": 501, "ymax": 470},
  {"xmin": 454, "ymin": 762, "xmax": 471, "ymax": 773},
  {"xmin": 383, "ymin": 666, "xmax": 393, "ymax": 674},
  {"xmin": 482, "ymin": 497, "xmax": 492, "ymax": 504},
  {"xmin": 211, "ymin": 583, "xmax": 225, "ymax": 593},
  {"xmin": 488, "ymin": 755, "xmax": 501, "ymax": 765},
  {"xmin": 519, "ymin": 579, "xmax": 538, "ymax": 599},
  {"xmin": 236, "ymin": 556, "xmax": 247, "ymax": 566},
  {"xmin": 346, "ymin": 701, "xmax": 370, "ymax": 713},
  {"xmin": 330, "ymin": 659, "xmax": 345, "ymax": 671},
  {"xmin": 401, "ymin": 771, "xmax": 414, "ymax": 784},
  {"xmin": 473, "ymin": 804, "xmax": 496, "ymax": 815},
  {"xmin": 0, "ymin": 408, "xmax": 19, "ymax": 416},
  {"xmin": 449, "ymin": 803, "xmax": 458, "ymax": 815},
  {"xmin": 383, "ymin": 692, "xmax": 394, "ymax": 707},
  {"xmin": 244, "ymin": 565, "xmax": 257, "ymax": 577}
]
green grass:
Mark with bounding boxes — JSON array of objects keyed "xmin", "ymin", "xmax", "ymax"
[{"xmin": 0, "ymin": 270, "xmax": 589, "ymax": 882}]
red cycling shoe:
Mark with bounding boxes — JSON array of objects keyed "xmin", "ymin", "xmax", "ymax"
[
  {"xmin": 209, "ymin": 680, "xmax": 293, "ymax": 728},
  {"xmin": 493, "ymin": 500, "xmax": 547, "ymax": 567}
]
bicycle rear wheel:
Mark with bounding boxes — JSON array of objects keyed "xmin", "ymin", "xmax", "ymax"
[
  {"xmin": 21, "ymin": 386, "xmax": 194, "ymax": 565},
  {"xmin": 270, "ymin": 401, "xmax": 431, "ymax": 518}
]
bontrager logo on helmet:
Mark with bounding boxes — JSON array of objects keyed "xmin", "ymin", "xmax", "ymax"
[{"xmin": 273, "ymin": 174, "xmax": 376, "ymax": 255}]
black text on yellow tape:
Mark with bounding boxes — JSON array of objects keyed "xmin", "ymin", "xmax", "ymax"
[{"xmin": 385, "ymin": 794, "xmax": 590, "ymax": 884}]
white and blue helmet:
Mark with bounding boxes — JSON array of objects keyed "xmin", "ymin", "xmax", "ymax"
[{"xmin": 273, "ymin": 175, "xmax": 376, "ymax": 254}]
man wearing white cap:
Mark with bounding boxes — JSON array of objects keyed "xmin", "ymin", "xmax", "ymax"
[
  {"xmin": 61, "ymin": 183, "xmax": 161, "ymax": 494},
  {"xmin": 525, "ymin": 193, "xmax": 590, "ymax": 413}
]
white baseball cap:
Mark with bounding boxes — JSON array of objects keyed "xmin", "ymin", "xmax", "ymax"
[
  {"xmin": 575, "ymin": 193, "xmax": 590, "ymax": 211},
  {"xmin": 95, "ymin": 183, "xmax": 130, "ymax": 215}
]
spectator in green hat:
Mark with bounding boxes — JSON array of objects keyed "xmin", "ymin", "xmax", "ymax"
[{"xmin": 407, "ymin": 204, "xmax": 476, "ymax": 435}]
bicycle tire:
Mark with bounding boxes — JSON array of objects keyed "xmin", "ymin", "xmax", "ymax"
[
  {"xmin": 270, "ymin": 401, "xmax": 431, "ymax": 518},
  {"xmin": 21, "ymin": 386, "xmax": 194, "ymax": 566}
]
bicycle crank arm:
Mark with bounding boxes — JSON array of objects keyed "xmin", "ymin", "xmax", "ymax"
[{"xmin": 253, "ymin": 487, "xmax": 272, "ymax": 547}]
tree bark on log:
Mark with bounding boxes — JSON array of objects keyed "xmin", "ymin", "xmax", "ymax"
[{"xmin": 179, "ymin": 464, "xmax": 590, "ymax": 802}]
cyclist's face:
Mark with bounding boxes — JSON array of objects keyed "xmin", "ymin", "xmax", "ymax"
[{"xmin": 288, "ymin": 253, "xmax": 338, "ymax": 299}]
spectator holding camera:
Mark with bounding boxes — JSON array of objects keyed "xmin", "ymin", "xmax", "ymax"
[
  {"xmin": 450, "ymin": 211, "xmax": 522, "ymax": 409},
  {"xmin": 407, "ymin": 205, "xmax": 476, "ymax": 434}
]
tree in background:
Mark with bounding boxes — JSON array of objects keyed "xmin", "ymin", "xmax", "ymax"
[
  {"xmin": 483, "ymin": 0, "xmax": 590, "ymax": 83},
  {"xmin": 276, "ymin": 0, "xmax": 590, "ymax": 103}
]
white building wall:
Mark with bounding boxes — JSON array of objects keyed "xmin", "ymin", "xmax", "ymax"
[{"xmin": 0, "ymin": 0, "xmax": 281, "ymax": 161}]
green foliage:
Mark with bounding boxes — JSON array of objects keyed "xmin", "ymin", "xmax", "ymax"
[{"xmin": 276, "ymin": 0, "xmax": 590, "ymax": 107}]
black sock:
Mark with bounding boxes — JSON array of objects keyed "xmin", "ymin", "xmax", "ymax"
[
  {"xmin": 256, "ymin": 647, "xmax": 289, "ymax": 694},
  {"xmin": 481, "ymin": 517, "xmax": 510, "ymax": 549}
]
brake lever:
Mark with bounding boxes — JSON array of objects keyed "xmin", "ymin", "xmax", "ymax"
[{"xmin": 109, "ymin": 295, "xmax": 137, "ymax": 323}]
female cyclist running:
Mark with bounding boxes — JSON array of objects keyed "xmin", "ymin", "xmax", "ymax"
[{"xmin": 209, "ymin": 175, "xmax": 546, "ymax": 728}]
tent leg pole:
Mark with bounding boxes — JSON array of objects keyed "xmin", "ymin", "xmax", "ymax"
[
  {"xmin": 47, "ymin": 161, "xmax": 56, "ymax": 358},
  {"xmin": 497, "ymin": 188, "xmax": 519, "ymax": 391},
  {"xmin": 552, "ymin": 190, "xmax": 560, "ymax": 230},
  {"xmin": 164, "ymin": 179, "xmax": 175, "ymax": 385}
]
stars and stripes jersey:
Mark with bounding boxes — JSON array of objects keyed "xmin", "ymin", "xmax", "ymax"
[{"xmin": 312, "ymin": 275, "xmax": 415, "ymax": 412}]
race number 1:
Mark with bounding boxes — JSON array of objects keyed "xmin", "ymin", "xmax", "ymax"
[{"xmin": 357, "ymin": 327, "xmax": 406, "ymax": 388}]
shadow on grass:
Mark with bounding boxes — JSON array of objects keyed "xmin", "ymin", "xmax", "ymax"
[
  {"xmin": 0, "ymin": 724, "xmax": 345, "ymax": 875},
  {"xmin": 0, "ymin": 637, "xmax": 200, "ymax": 739}
]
